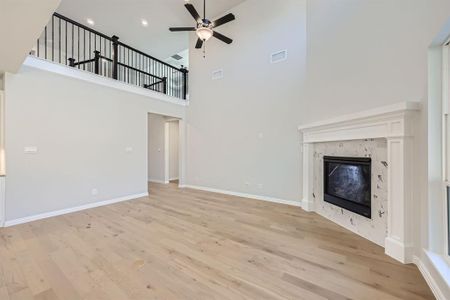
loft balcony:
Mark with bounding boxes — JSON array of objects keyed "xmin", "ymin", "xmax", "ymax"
[{"xmin": 31, "ymin": 13, "xmax": 188, "ymax": 100}]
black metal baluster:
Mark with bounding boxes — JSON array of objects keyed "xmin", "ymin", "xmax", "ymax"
[
  {"xmin": 65, "ymin": 20, "xmax": 67, "ymax": 64},
  {"xmin": 77, "ymin": 26, "xmax": 80, "ymax": 69},
  {"xmin": 71, "ymin": 23, "xmax": 74, "ymax": 62},
  {"xmin": 52, "ymin": 16, "xmax": 54, "ymax": 61},
  {"xmin": 89, "ymin": 31, "xmax": 91, "ymax": 59},
  {"xmin": 83, "ymin": 29, "xmax": 86, "ymax": 70},
  {"xmin": 59, "ymin": 18, "xmax": 61, "ymax": 63},
  {"xmin": 44, "ymin": 26, "xmax": 47, "ymax": 59}
]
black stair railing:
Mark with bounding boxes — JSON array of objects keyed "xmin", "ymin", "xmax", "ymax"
[{"xmin": 32, "ymin": 13, "xmax": 189, "ymax": 100}]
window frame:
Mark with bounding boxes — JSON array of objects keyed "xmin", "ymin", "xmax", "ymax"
[{"xmin": 442, "ymin": 41, "xmax": 450, "ymax": 261}]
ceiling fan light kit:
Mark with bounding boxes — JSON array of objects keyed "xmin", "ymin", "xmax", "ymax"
[
  {"xmin": 169, "ymin": 0, "xmax": 236, "ymax": 57},
  {"xmin": 196, "ymin": 27, "xmax": 213, "ymax": 41}
]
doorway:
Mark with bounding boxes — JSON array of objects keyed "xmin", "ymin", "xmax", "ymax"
[{"xmin": 147, "ymin": 113, "xmax": 181, "ymax": 191}]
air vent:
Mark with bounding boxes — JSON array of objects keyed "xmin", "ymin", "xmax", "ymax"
[
  {"xmin": 171, "ymin": 54, "xmax": 183, "ymax": 60},
  {"xmin": 212, "ymin": 69, "xmax": 224, "ymax": 80},
  {"xmin": 270, "ymin": 50, "xmax": 288, "ymax": 64}
]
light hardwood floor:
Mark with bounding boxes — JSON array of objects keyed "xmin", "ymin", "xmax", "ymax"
[{"xmin": 0, "ymin": 183, "xmax": 433, "ymax": 300}]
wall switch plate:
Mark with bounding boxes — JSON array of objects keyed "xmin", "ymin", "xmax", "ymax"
[
  {"xmin": 24, "ymin": 146, "xmax": 38, "ymax": 154},
  {"xmin": 125, "ymin": 147, "xmax": 133, "ymax": 153}
]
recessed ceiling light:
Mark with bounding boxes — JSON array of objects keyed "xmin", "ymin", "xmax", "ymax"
[
  {"xmin": 141, "ymin": 19, "xmax": 149, "ymax": 27},
  {"xmin": 86, "ymin": 18, "xmax": 95, "ymax": 26}
]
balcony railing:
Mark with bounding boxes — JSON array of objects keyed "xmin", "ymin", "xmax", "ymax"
[{"xmin": 32, "ymin": 13, "xmax": 188, "ymax": 100}]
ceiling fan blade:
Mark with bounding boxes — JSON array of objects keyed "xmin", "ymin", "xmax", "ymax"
[
  {"xmin": 213, "ymin": 31, "xmax": 233, "ymax": 44},
  {"xmin": 185, "ymin": 3, "xmax": 201, "ymax": 23},
  {"xmin": 213, "ymin": 13, "xmax": 235, "ymax": 28},
  {"xmin": 195, "ymin": 38, "xmax": 204, "ymax": 49},
  {"xmin": 169, "ymin": 27, "xmax": 196, "ymax": 32}
]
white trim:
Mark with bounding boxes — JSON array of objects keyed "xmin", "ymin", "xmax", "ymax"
[
  {"xmin": 385, "ymin": 237, "xmax": 414, "ymax": 264},
  {"xmin": 169, "ymin": 177, "xmax": 179, "ymax": 181},
  {"xmin": 148, "ymin": 179, "xmax": 169, "ymax": 184},
  {"xmin": 414, "ymin": 254, "xmax": 449, "ymax": 300},
  {"xmin": 301, "ymin": 143, "xmax": 314, "ymax": 212},
  {"xmin": 183, "ymin": 185, "xmax": 301, "ymax": 207},
  {"xmin": 4, "ymin": 192, "xmax": 148, "ymax": 227},
  {"xmin": 178, "ymin": 119, "xmax": 187, "ymax": 187},
  {"xmin": 298, "ymin": 101, "xmax": 420, "ymax": 132},
  {"xmin": 0, "ymin": 177, "xmax": 4, "ymax": 227},
  {"xmin": 22, "ymin": 56, "xmax": 188, "ymax": 107},
  {"xmin": 164, "ymin": 122, "xmax": 170, "ymax": 184}
]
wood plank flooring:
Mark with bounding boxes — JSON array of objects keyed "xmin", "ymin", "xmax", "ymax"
[{"xmin": 0, "ymin": 183, "xmax": 434, "ymax": 299}]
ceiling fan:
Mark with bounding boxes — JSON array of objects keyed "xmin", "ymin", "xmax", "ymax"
[{"xmin": 169, "ymin": 0, "xmax": 235, "ymax": 50}]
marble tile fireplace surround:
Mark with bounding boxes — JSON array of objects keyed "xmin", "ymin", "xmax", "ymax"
[{"xmin": 298, "ymin": 102, "xmax": 420, "ymax": 264}]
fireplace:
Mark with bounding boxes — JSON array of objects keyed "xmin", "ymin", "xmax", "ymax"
[{"xmin": 323, "ymin": 156, "xmax": 372, "ymax": 218}]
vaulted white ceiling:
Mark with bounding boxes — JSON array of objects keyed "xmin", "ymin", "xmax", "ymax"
[
  {"xmin": 56, "ymin": 0, "xmax": 246, "ymax": 62},
  {"xmin": 0, "ymin": 0, "xmax": 60, "ymax": 73}
]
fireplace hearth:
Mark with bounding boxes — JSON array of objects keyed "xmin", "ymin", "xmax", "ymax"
[{"xmin": 323, "ymin": 156, "xmax": 372, "ymax": 218}]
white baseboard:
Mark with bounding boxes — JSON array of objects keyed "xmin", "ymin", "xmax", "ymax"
[
  {"xmin": 385, "ymin": 237, "xmax": 414, "ymax": 264},
  {"xmin": 169, "ymin": 177, "xmax": 179, "ymax": 181},
  {"xmin": 4, "ymin": 192, "xmax": 149, "ymax": 227},
  {"xmin": 413, "ymin": 254, "xmax": 448, "ymax": 300},
  {"xmin": 301, "ymin": 198, "xmax": 315, "ymax": 212},
  {"xmin": 148, "ymin": 179, "xmax": 169, "ymax": 184},
  {"xmin": 183, "ymin": 185, "xmax": 301, "ymax": 207}
]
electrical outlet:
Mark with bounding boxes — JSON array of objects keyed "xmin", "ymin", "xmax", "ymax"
[
  {"xmin": 125, "ymin": 147, "xmax": 133, "ymax": 153},
  {"xmin": 91, "ymin": 188, "xmax": 99, "ymax": 196},
  {"xmin": 245, "ymin": 181, "xmax": 250, "ymax": 187}
]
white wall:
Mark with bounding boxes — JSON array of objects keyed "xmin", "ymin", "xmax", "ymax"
[
  {"xmin": 169, "ymin": 121, "xmax": 179, "ymax": 180},
  {"xmin": 305, "ymin": 0, "xmax": 450, "ymax": 122},
  {"xmin": 4, "ymin": 65, "xmax": 184, "ymax": 221},
  {"xmin": 186, "ymin": 0, "xmax": 307, "ymax": 202},
  {"xmin": 148, "ymin": 114, "xmax": 167, "ymax": 183}
]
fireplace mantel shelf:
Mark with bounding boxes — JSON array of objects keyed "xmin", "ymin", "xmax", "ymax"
[
  {"xmin": 298, "ymin": 101, "xmax": 420, "ymax": 131},
  {"xmin": 298, "ymin": 101, "xmax": 420, "ymax": 264}
]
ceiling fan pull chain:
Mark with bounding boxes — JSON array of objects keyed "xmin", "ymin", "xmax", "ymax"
[{"xmin": 203, "ymin": 41, "xmax": 206, "ymax": 59}]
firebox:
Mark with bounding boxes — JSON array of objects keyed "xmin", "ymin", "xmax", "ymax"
[{"xmin": 323, "ymin": 156, "xmax": 372, "ymax": 218}]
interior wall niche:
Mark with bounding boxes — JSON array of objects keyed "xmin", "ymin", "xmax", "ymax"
[{"xmin": 313, "ymin": 139, "xmax": 388, "ymax": 247}]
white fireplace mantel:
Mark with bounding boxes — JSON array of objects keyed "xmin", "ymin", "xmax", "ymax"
[{"xmin": 298, "ymin": 101, "xmax": 420, "ymax": 264}]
